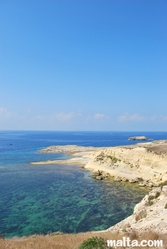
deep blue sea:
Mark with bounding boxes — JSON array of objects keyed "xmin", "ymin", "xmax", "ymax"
[{"xmin": 0, "ymin": 131, "xmax": 167, "ymax": 238}]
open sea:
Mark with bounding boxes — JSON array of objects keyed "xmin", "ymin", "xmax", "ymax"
[{"xmin": 0, "ymin": 131, "xmax": 167, "ymax": 238}]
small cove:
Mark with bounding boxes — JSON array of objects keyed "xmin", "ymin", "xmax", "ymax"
[
  {"xmin": 0, "ymin": 163, "xmax": 148, "ymax": 237},
  {"xmin": 1, "ymin": 131, "xmax": 167, "ymax": 238}
]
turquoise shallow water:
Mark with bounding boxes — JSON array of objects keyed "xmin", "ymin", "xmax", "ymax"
[
  {"xmin": 1, "ymin": 131, "xmax": 167, "ymax": 238},
  {"xmin": 0, "ymin": 164, "xmax": 147, "ymax": 237}
]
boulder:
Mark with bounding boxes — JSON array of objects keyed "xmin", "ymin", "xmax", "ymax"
[
  {"xmin": 114, "ymin": 176, "xmax": 122, "ymax": 182},
  {"xmin": 96, "ymin": 176, "xmax": 103, "ymax": 180},
  {"xmin": 129, "ymin": 179, "xmax": 137, "ymax": 183},
  {"xmin": 121, "ymin": 177, "xmax": 128, "ymax": 182},
  {"xmin": 102, "ymin": 172, "xmax": 111, "ymax": 179},
  {"xmin": 146, "ymin": 180, "xmax": 156, "ymax": 188},
  {"xmin": 92, "ymin": 170, "xmax": 103, "ymax": 178}
]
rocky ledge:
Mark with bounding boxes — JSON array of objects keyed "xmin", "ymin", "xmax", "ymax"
[{"xmin": 91, "ymin": 170, "xmax": 157, "ymax": 187}]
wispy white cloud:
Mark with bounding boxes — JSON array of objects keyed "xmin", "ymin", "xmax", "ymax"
[
  {"xmin": 93, "ymin": 113, "xmax": 109, "ymax": 120},
  {"xmin": 149, "ymin": 115, "xmax": 158, "ymax": 121},
  {"xmin": 50, "ymin": 112, "xmax": 82, "ymax": 121},
  {"xmin": 53, "ymin": 112, "xmax": 75, "ymax": 121},
  {"xmin": 0, "ymin": 107, "xmax": 18, "ymax": 119},
  {"xmin": 0, "ymin": 108, "xmax": 83, "ymax": 123},
  {"xmin": 118, "ymin": 113, "xmax": 167, "ymax": 123},
  {"xmin": 118, "ymin": 113, "xmax": 146, "ymax": 122},
  {"xmin": 1, "ymin": 106, "xmax": 167, "ymax": 130},
  {"xmin": 0, "ymin": 107, "xmax": 7, "ymax": 117},
  {"xmin": 32, "ymin": 112, "xmax": 83, "ymax": 122},
  {"xmin": 159, "ymin": 115, "xmax": 167, "ymax": 121}
]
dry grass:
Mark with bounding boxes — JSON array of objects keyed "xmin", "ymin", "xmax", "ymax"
[
  {"xmin": 147, "ymin": 144, "xmax": 167, "ymax": 155},
  {"xmin": 0, "ymin": 232, "xmax": 113, "ymax": 249},
  {"xmin": 0, "ymin": 230, "xmax": 167, "ymax": 249}
]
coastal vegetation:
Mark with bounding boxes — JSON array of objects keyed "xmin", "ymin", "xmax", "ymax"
[
  {"xmin": 106, "ymin": 155, "xmax": 121, "ymax": 164},
  {"xmin": 95, "ymin": 152, "xmax": 121, "ymax": 165},
  {"xmin": 147, "ymin": 191, "xmax": 160, "ymax": 206},
  {"xmin": 0, "ymin": 230, "xmax": 166, "ymax": 249},
  {"xmin": 78, "ymin": 236, "xmax": 107, "ymax": 249}
]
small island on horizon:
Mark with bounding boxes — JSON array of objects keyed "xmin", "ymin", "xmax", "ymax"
[{"xmin": 128, "ymin": 136, "xmax": 148, "ymax": 141}]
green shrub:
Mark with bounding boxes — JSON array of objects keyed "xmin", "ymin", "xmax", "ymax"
[
  {"xmin": 148, "ymin": 195, "xmax": 154, "ymax": 201},
  {"xmin": 165, "ymin": 203, "xmax": 167, "ymax": 209},
  {"xmin": 148, "ymin": 195, "xmax": 155, "ymax": 205},
  {"xmin": 78, "ymin": 236, "xmax": 108, "ymax": 249},
  {"xmin": 148, "ymin": 192, "xmax": 160, "ymax": 205},
  {"xmin": 107, "ymin": 155, "xmax": 121, "ymax": 163},
  {"xmin": 155, "ymin": 191, "xmax": 160, "ymax": 198},
  {"xmin": 96, "ymin": 152, "xmax": 105, "ymax": 161},
  {"xmin": 96, "ymin": 156, "xmax": 104, "ymax": 161}
]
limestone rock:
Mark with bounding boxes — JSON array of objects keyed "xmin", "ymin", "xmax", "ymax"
[
  {"xmin": 121, "ymin": 177, "xmax": 128, "ymax": 182},
  {"xmin": 129, "ymin": 179, "xmax": 137, "ymax": 183},
  {"xmin": 134, "ymin": 208, "xmax": 147, "ymax": 221},
  {"xmin": 96, "ymin": 176, "xmax": 103, "ymax": 180},
  {"xmin": 114, "ymin": 176, "xmax": 122, "ymax": 182},
  {"xmin": 162, "ymin": 185, "xmax": 167, "ymax": 196},
  {"xmin": 107, "ymin": 186, "xmax": 167, "ymax": 234}
]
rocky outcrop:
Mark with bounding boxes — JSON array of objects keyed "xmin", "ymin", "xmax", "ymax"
[
  {"xmin": 92, "ymin": 170, "xmax": 111, "ymax": 180},
  {"xmin": 91, "ymin": 170, "xmax": 158, "ymax": 188},
  {"xmin": 107, "ymin": 186, "xmax": 167, "ymax": 234},
  {"xmin": 86, "ymin": 141, "xmax": 167, "ymax": 186}
]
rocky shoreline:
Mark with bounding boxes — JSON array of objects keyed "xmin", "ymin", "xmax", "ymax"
[
  {"xmin": 30, "ymin": 140, "xmax": 167, "ymax": 234},
  {"xmin": 31, "ymin": 140, "xmax": 167, "ymax": 187},
  {"xmin": 91, "ymin": 169, "xmax": 157, "ymax": 188}
]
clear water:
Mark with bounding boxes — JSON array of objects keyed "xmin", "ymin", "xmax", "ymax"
[{"xmin": 0, "ymin": 131, "xmax": 167, "ymax": 238}]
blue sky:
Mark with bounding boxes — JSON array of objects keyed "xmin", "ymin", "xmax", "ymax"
[{"xmin": 0, "ymin": 0, "xmax": 167, "ymax": 131}]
